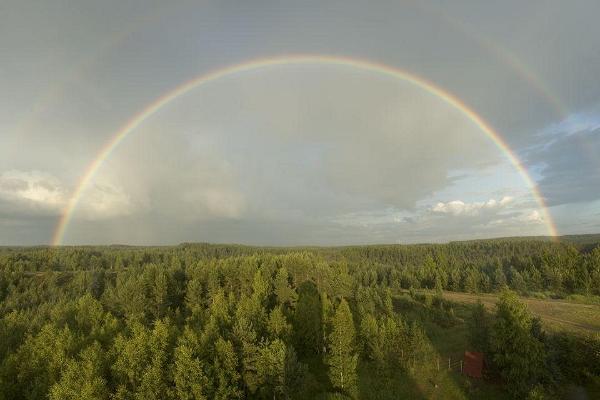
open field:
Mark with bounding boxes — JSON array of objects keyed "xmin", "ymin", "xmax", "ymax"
[
  {"xmin": 437, "ymin": 291, "xmax": 600, "ymax": 335},
  {"xmin": 392, "ymin": 292, "xmax": 600, "ymax": 399}
]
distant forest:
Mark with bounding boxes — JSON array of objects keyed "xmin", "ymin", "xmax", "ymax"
[{"xmin": 0, "ymin": 238, "xmax": 599, "ymax": 399}]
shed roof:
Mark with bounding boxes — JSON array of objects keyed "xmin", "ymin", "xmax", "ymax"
[{"xmin": 463, "ymin": 351, "xmax": 484, "ymax": 378}]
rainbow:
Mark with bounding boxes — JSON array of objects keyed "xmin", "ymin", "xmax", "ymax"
[
  {"xmin": 413, "ymin": 2, "xmax": 567, "ymax": 118},
  {"xmin": 52, "ymin": 54, "xmax": 558, "ymax": 245}
]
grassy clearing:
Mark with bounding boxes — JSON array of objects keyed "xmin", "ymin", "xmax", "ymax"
[
  {"xmin": 434, "ymin": 291, "xmax": 600, "ymax": 335},
  {"xmin": 372, "ymin": 294, "xmax": 511, "ymax": 399},
  {"xmin": 299, "ymin": 294, "xmax": 510, "ymax": 399},
  {"xmin": 380, "ymin": 291, "xmax": 600, "ymax": 399}
]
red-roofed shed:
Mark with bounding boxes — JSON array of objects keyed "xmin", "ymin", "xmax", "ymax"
[{"xmin": 463, "ymin": 351, "xmax": 484, "ymax": 378}]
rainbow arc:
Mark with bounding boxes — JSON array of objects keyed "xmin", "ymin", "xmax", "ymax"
[{"xmin": 52, "ymin": 55, "xmax": 558, "ymax": 245}]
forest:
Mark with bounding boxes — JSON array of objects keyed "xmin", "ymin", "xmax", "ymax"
[{"xmin": 0, "ymin": 238, "xmax": 599, "ymax": 399}]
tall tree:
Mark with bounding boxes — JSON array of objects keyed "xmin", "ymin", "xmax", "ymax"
[
  {"xmin": 274, "ymin": 267, "xmax": 297, "ymax": 309},
  {"xmin": 213, "ymin": 337, "xmax": 242, "ymax": 400},
  {"xmin": 267, "ymin": 306, "xmax": 292, "ymax": 342},
  {"xmin": 256, "ymin": 339, "xmax": 287, "ymax": 399},
  {"xmin": 490, "ymin": 291, "xmax": 545, "ymax": 396},
  {"xmin": 326, "ymin": 298, "xmax": 358, "ymax": 395},
  {"xmin": 467, "ymin": 300, "xmax": 490, "ymax": 352},
  {"xmin": 49, "ymin": 342, "xmax": 108, "ymax": 400},
  {"xmin": 111, "ymin": 319, "xmax": 175, "ymax": 400},
  {"xmin": 173, "ymin": 328, "xmax": 208, "ymax": 400}
]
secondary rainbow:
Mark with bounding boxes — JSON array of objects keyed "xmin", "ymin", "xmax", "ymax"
[
  {"xmin": 52, "ymin": 54, "xmax": 558, "ymax": 245},
  {"xmin": 414, "ymin": 1, "xmax": 567, "ymax": 118}
]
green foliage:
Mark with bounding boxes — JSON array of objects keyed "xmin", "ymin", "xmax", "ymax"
[
  {"xmin": 467, "ymin": 300, "xmax": 490, "ymax": 352},
  {"xmin": 359, "ymin": 313, "xmax": 405, "ymax": 373},
  {"xmin": 173, "ymin": 328, "xmax": 209, "ymax": 400},
  {"xmin": 326, "ymin": 298, "xmax": 358, "ymax": 396},
  {"xmin": 255, "ymin": 339, "xmax": 288, "ymax": 398},
  {"xmin": 5, "ymin": 323, "xmax": 77, "ymax": 399},
  {"xmin": 0, "ymin": 241, "xmax": 598, "ymax": 399},
  {"xmin": 274, "ymin": 267, "xmax": 298, "ymax": 308},
  {"xmin": 294, "ymin": 281, "xmax": 323, "ymax": 355},
  {"xmin": 112, "ymin": 319, "xmax": 176, "ymax": 400},
  {"xmin": 49, "ymin": 342, "xmax": 108, "ymax": 400},
  {"xmin": 489, "ymin": 291, "xmax": 546, "ymax": 397},
  {"xmin": 213, "ymin": 337, "xmax": 242, "ymax": 400},
  {"xmin": 268, "ymin": 306, "xmax": 292, "ymax": 341}
]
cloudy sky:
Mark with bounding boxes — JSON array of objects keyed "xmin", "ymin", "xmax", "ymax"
[{"xmin": 1, "ymin": 0, "xmax": 599, "ymax": 245}]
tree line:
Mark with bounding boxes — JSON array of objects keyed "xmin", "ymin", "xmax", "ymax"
[{"xmin": 0, "ymin": 241, "xmax": 598, "ymax": 399}]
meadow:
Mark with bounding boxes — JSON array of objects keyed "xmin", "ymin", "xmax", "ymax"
[{"xmin": 438, "ymin": 290, "xmax": 600, "ymax": 335}]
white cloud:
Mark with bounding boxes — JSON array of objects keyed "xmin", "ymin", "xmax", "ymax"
[
  {"xmin": 0, "ymin": 170, "xmax": 66, "ymax": 214},
  {"xmin": 0, "ymin": 170, "xmax": 136, "ymax": 220},
  {"xmin": 428, "ymin": 196, "xmax": 545, "ymax": 230},
  {"xmin": 487, "ymin": 210, "xmax": 545, "ymax": 228},
  {"xmin": 524, "ymin": 210, "xmax": 543, "ymax": 223},
  {"xmin": 431, "ymin": 196, "xmax": 513, "ymax": 216}
]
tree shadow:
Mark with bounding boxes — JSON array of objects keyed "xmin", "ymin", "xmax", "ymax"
[
  {"xmin": 293, "ymin": 280, "xmax": 332, "ymax": 396},
  {"xmin": 355, "ymin": 293, "xmax": 508, "ymax": 400},
  {"xmin": 356, "ymin": 359, "xmax": 429, "ymax": 400}
]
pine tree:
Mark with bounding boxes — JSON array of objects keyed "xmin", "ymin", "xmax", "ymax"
[
  {"xmin": 213, "ymin": 337, "xmax": 242, "ymax": 400},
  {"xmin": 267, "ymin": 306, "xmax": 292, "ymax": 342},
  {"xmin": 493, "ymin": 264, "xmax": 508, "ymax": 291},
  {"xmin": 256, "ymin": 339, "xmax": 287, "ymax": 399},
  {"xmin": 173, "ymin": 328, "xmax": 208, "ymax": 400},
  {"xmin": 111, "ymin": 319, "xmax": 175, "ymax": 400},
  {"xmin": 467, "ymin": 300, "xmax": 490, "ymax": 352},
  {"xmin": 509, "ymin": 267, "xmax": 526, "ymax": 293},
  {"xmin": 326, "ymin": 298, "xmax": 358, "ymax": 395},
  {"xmin": 359, "ymin": 313, "xmax": 380, "ymax": 362},
  {"xmin": 232, "ymin": 308, "xmax": 260, "ymax": 394},
  {"xmin": 274, "ymin": 267, "xmax": 297, "ymax": 308},
  {"xmin": 490, "ymin": 291, "xmax": 545, "ymax": 397},
  {"xmin": 49, "ymin": 342, "xmax": 108, "ymax": 400}
]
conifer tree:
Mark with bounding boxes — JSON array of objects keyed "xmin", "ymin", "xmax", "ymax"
[
  {"xmin": 49, "ymin": 342, "xmax": 108, "ymax": 400},
  {"xmin": 274, "ymin": 267, "xmax": 297, "ymax": 308},
  {"xmin": 256, "ymin": 339, "xmax": 287, "ymax": 399},
  {"xmin": 173, "ymin": 328, "xmax": 208, "ymax": 400},
  {"xmin": 267, "ymin": 306, "xmax": 292, "ymax": 342},
  {"xmin": 213, "ymin": 337, "xmax": 242, "ymax": 400},
  {"xmin": 467, "ymin": 300, "xmax": 490, "ymax": 352},
  {"xmin": 490, "ymin": 291, "xmax": 545, "ymax": 396},
  {"xmin": 326, "ymin": 298, "xmax": 358, "ymax": 395}
]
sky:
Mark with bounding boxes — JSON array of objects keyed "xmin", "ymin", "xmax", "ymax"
[{"xmin": 1, "ymin": 0, "xmax": 599, "ymax": 246}]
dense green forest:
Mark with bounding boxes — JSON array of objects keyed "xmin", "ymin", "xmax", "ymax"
[{"xmin": 1, "ymin": 239, "xmax": 599, "ymax": 399}]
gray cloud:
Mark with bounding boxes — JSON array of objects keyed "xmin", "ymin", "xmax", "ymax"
[
  {"xmin": 1, "ymin": 1, "xmax": 599, "ymax": 244},
  {"xmin": 58, "ymin": 67, "xmax": 503, "ymax": 242},
  {"xmin": 0, "ymin": 171, "xmax": 65, "ymax": 217}
]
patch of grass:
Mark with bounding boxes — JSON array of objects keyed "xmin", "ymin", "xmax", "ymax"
[
  {"xmin": 301, "ymin": 291, "xmax": 597, "ymax": 399},
  {"xmin": 385, "ymin": 294, "xmax": 510, "ymax": 399},
  {"xmin": 424, "ymin": 290, "xmax": 600, "ymax": 335},
  {"xmin": 564, "ymin": 294, "xmax": 600, "ymax": 305},
  {"xmin": 357, "ymin": 360, "xmax": 477, "ymax": 400}
]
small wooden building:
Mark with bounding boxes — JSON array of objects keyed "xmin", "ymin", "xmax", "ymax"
[{"xmin": 463, "ymin": 351, "xmax": 484, "ymax": 378}]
